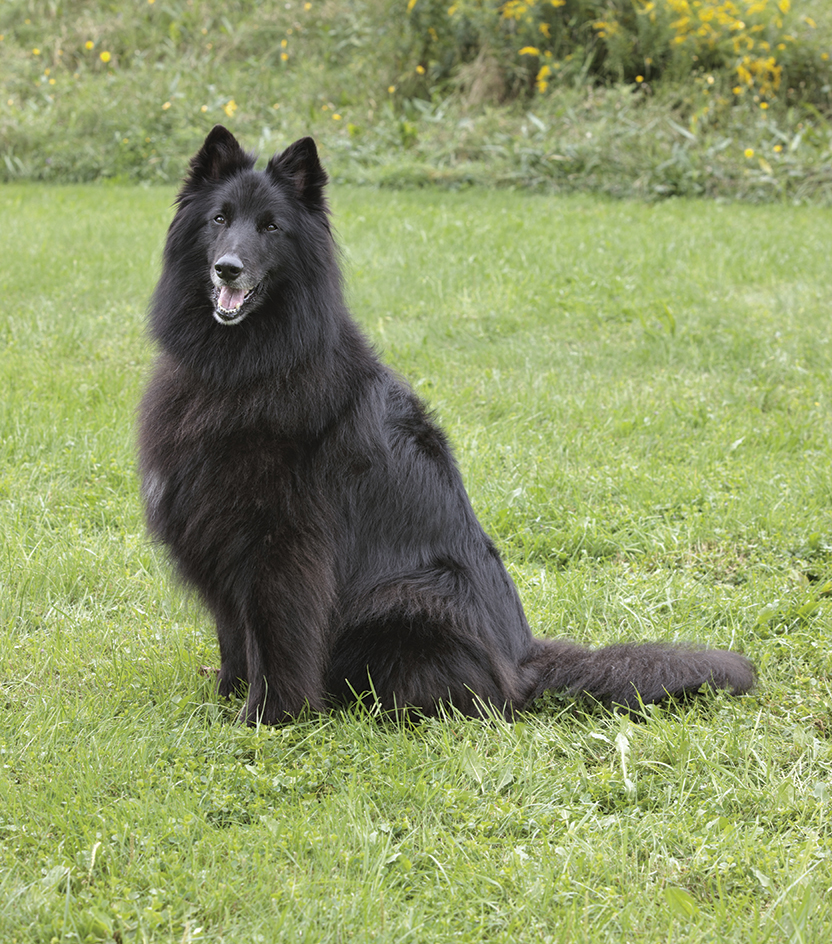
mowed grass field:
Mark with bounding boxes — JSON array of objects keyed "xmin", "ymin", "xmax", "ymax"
[{"xmin": 1, "ymin": 181, "xmax": 831, "ymax": 942}]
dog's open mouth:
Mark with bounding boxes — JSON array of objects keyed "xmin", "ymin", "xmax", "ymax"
[{"xmin": 212, "ymin": 284, "xmax": 260, "ymax": 325}]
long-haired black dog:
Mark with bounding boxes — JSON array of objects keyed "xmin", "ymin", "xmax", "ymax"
[{"xmin": 139, "ymin": 126, "xmax": 754, "ymax": 724}]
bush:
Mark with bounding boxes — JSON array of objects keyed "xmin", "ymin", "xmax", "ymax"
[
  {"xmin": 0, "ymin": 0, "xmax": 830, "ymax": 196},
  {"xmin": 403, "ymin": 1, "xmax": 831, "ymax": 106}
]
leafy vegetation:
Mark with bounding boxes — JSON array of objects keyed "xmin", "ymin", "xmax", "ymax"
[
  {"xmin": 1, "ymin": 0, "xmax": 832, "ymax": 198},
  {"xmin": 1, "ymin": 183, "xmax": 831, "ymax": 941}
]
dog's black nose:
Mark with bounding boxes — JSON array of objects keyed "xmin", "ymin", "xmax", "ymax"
[{"xmin": 214, "ymin": 255, "xmax": 243, "ymax": 282}]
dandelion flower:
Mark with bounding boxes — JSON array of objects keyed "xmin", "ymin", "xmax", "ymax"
[
  {"xmin": 416, "ymin": 65, "xmax": 425, "ymax": 75},
  {"xmin": 388, "ymin": 85, "xmax": 395, "ymax": 94},
  {"xmin": 223, "ymin": 99, "xmax": 238, "ymax": 118},
  {"xmin": 200, "ymin": 105, "xmax": 208, "ymax": 112},
  {"xmin": 773, "ymin": 144, "xmax": 782, "ymax": 152},
  {"xmin": 85, "ymin": 41, "xmax": 94, "ymax": 50},
  {"xmin": 760, "ymin": 102, "xmax": 768, "ymax": 110},
  {"xmin": 100, "ymin": 51, "xmax": 111, "ymax": 63},
  {"xmin": 744, "ymin": 148, "xmax": 754, "ymax": 158},
  {"xmin": 32, "ymin": 47, "xmax": 40, "ymax": 55},
  {"xmin": 162, "ymin": 101, "xmax": 171, "ymax": 110},
  {"xmin": 636, "ymin": 75, "xmax": 644, "ymax": 83},
  {"xmin": 332, "ymin": 113, "xmax": 342, "ymax": 120}
]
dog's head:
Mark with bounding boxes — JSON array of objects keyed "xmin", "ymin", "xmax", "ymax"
[{"xmin": 172, "ymin": 126, "xmax": 329, "ymax": 326}]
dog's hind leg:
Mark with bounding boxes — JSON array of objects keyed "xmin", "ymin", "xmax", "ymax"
[{"xmin": 327, "ymin": 613, "xmax": 521, "ymax": 719}]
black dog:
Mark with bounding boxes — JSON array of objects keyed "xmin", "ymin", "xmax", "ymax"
[{"xmin": 138, "ymin": 126, "xmax": 754, "ymax": 723}]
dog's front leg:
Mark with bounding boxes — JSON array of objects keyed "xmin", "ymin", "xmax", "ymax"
[{"xmin": 238, "ymin": 566, "xmax": 332, "ymax": 724}]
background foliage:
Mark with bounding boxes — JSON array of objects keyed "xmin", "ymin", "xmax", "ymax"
[{"xmin": 2, "ymin": 0, "xmax": 832, "ymax": 198}]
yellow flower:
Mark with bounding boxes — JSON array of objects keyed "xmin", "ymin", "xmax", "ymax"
[
  {"xmin": 200, "ymin": 105, "xmax": 208, "ymax": 112},
  {"xmin": 281, "ymin": 52, "xmax": 288, "ymax": 61},
  {"xmin": 100, "ymin": 51, "xmax": 111, "ymax": 63},
  {"xmin": 32, "ymin": 47, "xmax": 40, "ymax": 55},
  {"xmin": 332, "ymin": 113, "xmax": 342, "ymax": 120},
  {"xmin": 388, "ymin": 85, "xmax": 395, "ymax": 94},
  {"xmin": 744, "ymin": 148, "xmax": 754, "ymax": 158},
  {"xmin": 304, "ymin": 2, "xmax": 312, "ymax": 8},
  {"xmin": 539, "ymin": 23, "xmax": 550, "ymax": 38},
  {"xmin": 773, "ymin": 144, "xmax": 782, "ymax": 152},
  {"xmin": 778, "ymin": 0, "xmax": 790, "ymax": 12},
  {"xmin": 416, "ymin": 64, "xmax": 425, "ymax": 75},
  {"xmin": 407, "ymin": 0, "xmax": 418, "ymax": 10},
  {"xmin": 223, "ymin": 99, "xmax": 238, "ymax": 118},
  {"xmin": 760, "ymin": 102, "xmax": 768, "ymax": 110},
  {"xmin": 636, "ymin": 75, "xmax": 644, "ymax": 83},
  {"xmin": 162, "ymin": 101, "xmax": 171, "ymax": 110},
  {"xmin": 85, "ymin": 41, "xmax": 94, "ymax": 50},
  {"xmin": 519, "ymin": 47, "xmax": 540, "ymax": 56}
]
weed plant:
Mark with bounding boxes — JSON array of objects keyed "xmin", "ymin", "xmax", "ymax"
[
  {"xmin": 1, "ymin": 1, "xmax": 832, "ymax": 199},
  {"xmin": 1, "ymin": 184, "xmax": 831, "ymax": 941}
]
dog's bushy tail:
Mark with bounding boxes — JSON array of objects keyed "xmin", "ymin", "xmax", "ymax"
[{"xmin": 523, "ymin": 639, "xmax": 755, "ymax": 710}]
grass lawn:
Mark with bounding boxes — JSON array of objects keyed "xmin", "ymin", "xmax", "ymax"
[{"xmin": 1, "ymin": 181, "xmax": 831, "ymax": 943}]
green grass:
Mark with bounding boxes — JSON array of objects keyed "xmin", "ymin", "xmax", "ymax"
[{"xmin": 1, "ymin": 182, "xmax": 832, "ymax": 942}]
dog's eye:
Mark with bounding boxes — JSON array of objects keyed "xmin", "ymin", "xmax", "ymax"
[
  {"xmin": 265, "ymin": 222, "xmax": 278, "ymax": 232},
  {"xmin": 213, "ymin": 215, "xmax": 226, "ymax": 225}
]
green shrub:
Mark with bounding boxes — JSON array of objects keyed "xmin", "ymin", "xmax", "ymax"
[
  {"xmin": 1, "ymin": 0, "xmax": 830, "ymax": 194},
  {"xmin": 403, "ymin": 0, "xmax": 831, "ymax": 106}
]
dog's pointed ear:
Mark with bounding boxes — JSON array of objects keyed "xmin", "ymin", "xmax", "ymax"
[
  {"xmin": 185, "ymin": 125, "xmax": 254, "ymax": 186},
  {"xmin": 266, "ymin": 137, "xmax": 328, "ymax": 208}
]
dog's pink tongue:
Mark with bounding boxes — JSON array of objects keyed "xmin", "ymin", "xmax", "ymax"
[{"xmin": 219, "ymin": 285, "xmax": 245, "ymax": 311}]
